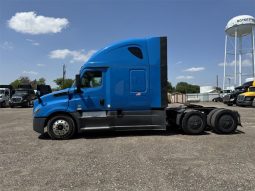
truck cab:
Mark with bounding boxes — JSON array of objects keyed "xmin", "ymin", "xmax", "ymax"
[
  {"xmin": 10, "ymin": 88, "xmax": 36, "ymax": 108},
  {"xmin": 33, "ymin": 37, "xmax": 168, "ymax": 139},
  {"xmin": 236, "ymin": 81, "xmax": 255, "ymax": 106}
]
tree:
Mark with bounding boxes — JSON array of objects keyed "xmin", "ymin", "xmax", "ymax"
[
  {"xmin": 216, "ymin": 86, "xmax": 222, "ymax": 93},
  {"xmin": 19, "ymin": 76, "xmax": 31, "ymax": 84},
  {"xmin": 10, "ymin": 76, "xmax": 31, "ymax": 89},
  {"xmin": 167, "ymin": 81, "xmax": 175, "ymax": 93},
  {"xmin": 54, "ymin": 78, "xmax": 74, "ymax": 90},
  {"xmin": 10, "ymin": 76, "xmax": 47, "ymax": 89},
  {"xmin": 175, "ymin": 82, "xmax": 199, "ymax": 93},
  {"xmin": 37, "ymin": 78, "xmax": 46, "ymax": 85},
  {"xmin": 10, "ymin": 79, "xmax": 21, "ymax": 89}
]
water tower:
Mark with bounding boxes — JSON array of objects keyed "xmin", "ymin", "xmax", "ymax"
[{"xmin": 223, "ymin": 15, "xmax": 255, "ymax": 90}]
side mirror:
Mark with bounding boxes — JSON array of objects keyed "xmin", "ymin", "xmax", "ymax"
[
  {"xmin": 36, "ymin": 91, "xmax": 41, "ymax": 97},
  {"xmin": 36, "ymin": 91, "xmax": 42, "ymax": 103},
  {"xmin": 75, "ymin": 74, "xmax": 81, "ymax": 93}
]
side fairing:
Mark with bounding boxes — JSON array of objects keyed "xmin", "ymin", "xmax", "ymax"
[{"xmin": 77, "ymin": 36, "xmax": 168, "ymax": 111}]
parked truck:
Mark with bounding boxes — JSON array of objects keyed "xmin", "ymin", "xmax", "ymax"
[
  {"xmin": 0, "ymin": 85, "xmax": 13, "ymax": 107},
  {"xmin": 223, "ymin": 81, "xmax": 254, "ymax": 106},
  {"xmin": 10, "ymin": 86, "xmax": 35, "ymax": 108},
  {"xmin": 33, "ymin": 37, "xmax": 241, "ymax": 139},
  {"xmin": 236, "ymin": 80, "xmax": 255, "ymax": 107}
]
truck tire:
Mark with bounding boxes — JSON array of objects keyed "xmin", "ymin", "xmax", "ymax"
[
  {"xmin": 211, "ymin": 109, "xmax": 237, "ymax": 134},
  {"xmin": 206, "ymin": 108, "xmax": 223, "ymax": 130},
  {"xmin": 2, "ymin": 101, "xmax": 6, "ymax": 108},
  {"xmin": 47, "ymin": 115, "xmax": 76, "ymax": 140},
  {"xmin": 252, "ymin": 99, "xmax": 255, "ymax": 107},
  {"xmin": 181, "ymin": 111, "xmax": 206, "ymax": 135}
]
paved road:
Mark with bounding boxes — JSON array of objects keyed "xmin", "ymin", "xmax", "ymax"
[{"xmin": 0, "ymin": 103, "xmax": 255, "ymax": 191}]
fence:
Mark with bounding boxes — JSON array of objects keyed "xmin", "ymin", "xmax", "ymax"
[{"xmin": 169, "ymin": 93, "xmax": 220, "ymax": 103}]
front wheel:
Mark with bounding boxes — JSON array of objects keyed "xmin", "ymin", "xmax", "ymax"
[
  {"xmin": 25, "ymin": 101, "xmax": 30, "ymax": 108},
  {"xmin": 47, "ymin": 115, "xmax": 76, "ymax": 140}
]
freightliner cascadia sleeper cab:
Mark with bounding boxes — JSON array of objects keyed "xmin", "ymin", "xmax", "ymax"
[{"xmin": 33, "ymin": 37, "xmax": 241, "ymax": 139}]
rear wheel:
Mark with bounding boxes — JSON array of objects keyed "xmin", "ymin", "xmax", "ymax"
[
  {"xmin": 206, "ymin": 108, "xmax": 223, "ymax": 130},
  {"xmin": 181, "ymin": 111, "xmax": 206, "ymax": 135},
  {"xmin": 47, "ymin": 115, "xmax": 76, "ymax": 140},
  {"xmin": 211, "ymin": 109, "xmax": 237, "ymax": 134}
]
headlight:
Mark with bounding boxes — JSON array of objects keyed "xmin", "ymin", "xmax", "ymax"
[{"xmin": 34, "ymin": 108, "xmax": 40, "ymax": 115}]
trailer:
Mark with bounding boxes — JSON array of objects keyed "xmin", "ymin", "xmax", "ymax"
[{"xmin": 33, "ymin": 37, "xmax": 241, "ymax": 139}]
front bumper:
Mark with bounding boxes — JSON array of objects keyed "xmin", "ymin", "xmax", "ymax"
[
  {"xmin": 236, "ymin": 100, "xmax": 252, "ymax": 106},
  {"xmin": 33, "ymin": 117, "xmax": 47, "ymax": 134},
  {"xmin": 10, "ymin": 101, "xmax": 28, "ymax": 107}
]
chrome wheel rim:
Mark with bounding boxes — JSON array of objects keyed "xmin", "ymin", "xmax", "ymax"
[{"xmin": 52, "ymin": 119, "xmax": 70, "ymax": 136}]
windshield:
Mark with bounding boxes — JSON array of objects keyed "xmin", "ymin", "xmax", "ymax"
[
  {"xmin": 249, "ymin": 87, "xmax": 255, "ymax": 92},
  {"xmin": 234, "ymin": 88, "xmax": 244, "ymax": 93},
  {"xmin": 15, "ymin": 90, "xmax": 28, "ymax": 95},
  {"xmin": 222, "ymin": 90, "xmax": 232, "ymax": 93}
]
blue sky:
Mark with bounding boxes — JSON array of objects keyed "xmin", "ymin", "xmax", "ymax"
[{"xmin": 0, "ymin": 0, "xmax": 254, "ymax": 88}]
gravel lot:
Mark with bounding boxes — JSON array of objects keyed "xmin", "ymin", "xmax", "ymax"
[{"xmin": 0, "ymin": 102, "xmax": 255, "ymax": 191}]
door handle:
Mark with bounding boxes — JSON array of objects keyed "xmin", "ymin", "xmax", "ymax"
[{"xmin": 100, "ymin": 99, "xmax": 105, "ymax": 106}]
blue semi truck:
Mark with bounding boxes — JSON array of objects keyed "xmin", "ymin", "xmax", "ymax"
[{"xmin": 33, "ymin": 37, "xmax": 241, "ymax": 139}]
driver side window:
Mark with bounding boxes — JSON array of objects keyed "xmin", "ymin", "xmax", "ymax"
[{"xmin": 81, "ymin": 71, "xmax": 102, "ymax": 88}]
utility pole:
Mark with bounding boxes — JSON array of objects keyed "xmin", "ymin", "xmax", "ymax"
[
  {"xmin": 63, "ymin": 64, "xmax": 66, "ymax": 88},
  {"xmin": 216, "ymin": 75, "xmax": 218, "ymax": 89}
]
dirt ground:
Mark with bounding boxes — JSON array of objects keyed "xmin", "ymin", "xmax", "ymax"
[{"xmin": 0, "ymin": 102, "xmax": 255, "ymax": 191}]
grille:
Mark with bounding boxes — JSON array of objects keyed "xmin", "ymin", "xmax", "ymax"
[
  {"xmin": 223, "ymin": 94, "xmax": 230, "ymax": 102},
  {"xmin": 237, "ymin": 95, "xmax": 245, "ymax": 101},
  {"xmin": 11, "ymin": 98, "xmax": 22, "ymax": 103}
]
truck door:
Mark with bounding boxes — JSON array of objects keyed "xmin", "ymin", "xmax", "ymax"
[{"xmin": 68, "ymin": 68, "xmax": 109, "ymax": 129}]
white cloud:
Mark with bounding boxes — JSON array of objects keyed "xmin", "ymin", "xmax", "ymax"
[
  {"xmin": 175, "ymin": 61, "xmax": 182, "ymax": 65},
  {"xmin": 8, "ymin": 12, "xmax": 69, "ymax": 35},
  {"xmin": 23, "ymin": 70, "xmax": 38, "ymax": 75},
  {"xmin": 49, "ymin": 49, "xmax": 96, "ymax": 63},
  {"xmin": 176, "ymin": 75, "xmax": 194, "ymax": 80},
  {"xmin": 184, "ymin": 67, "xmax": 205, "ymax": 72},
  {"xmin": 37, "ymin": 64, "xmax": 45, "ymax": 67},
  {"xmin": 26, "ymin": 39, "xmax": 33, "ymax": 42},
  {"xmin": 32, "ymin": 42, "xmax": 40, "ymax": 46},
  {"xmin": 26, "ymin": 39, "xmax": 40, "ymax": 46},
  {"xmin": 0, "ymin": 41, "xmax": 13, "ymax": 50},
  {"xmin": 218, "ymin": 59, "xmax": 252, "ymax": 67}
]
